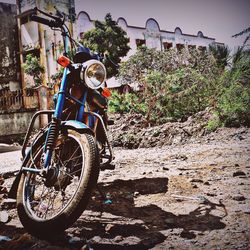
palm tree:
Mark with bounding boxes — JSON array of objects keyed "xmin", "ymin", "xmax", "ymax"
[{"xmin": 232, "ymin": 27, "xmax": 250, "ymax": 47}]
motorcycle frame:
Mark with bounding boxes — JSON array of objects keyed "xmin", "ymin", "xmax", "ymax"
[{"xmin": 21, "ymin": 27, "xmax": 113, "ymax": 172}]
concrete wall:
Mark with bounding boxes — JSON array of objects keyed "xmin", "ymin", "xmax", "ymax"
[
  {"xmin": 0, "ymin": 110, "xmax": 39, "ymax": 143},
  {"xmin": 0, "ymin": 3, "xmax": 20, "ymax": 90}
]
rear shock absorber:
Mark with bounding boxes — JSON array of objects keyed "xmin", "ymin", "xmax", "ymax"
[{"xmin": 46, "ymin": 117, "xmax": 60, "ymax": 151}]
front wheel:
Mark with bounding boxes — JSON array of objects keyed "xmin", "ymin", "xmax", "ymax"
[{"xmin": 16, "ymin": 130, "xmax": 99, "ymax": 236}]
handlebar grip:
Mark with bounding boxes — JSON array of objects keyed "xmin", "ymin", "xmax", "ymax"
[
  {"xmin": 30, "ymin": 15, "xmax": 51, "ymax": 26},
  {"xmin": 30, "ymin": 15, "xmax": 61, "ymax": 28}
]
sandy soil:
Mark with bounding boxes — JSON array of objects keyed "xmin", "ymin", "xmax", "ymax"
[{"xmin": 0, "ymin": 127, "xmax": 249, "ymax": 249}]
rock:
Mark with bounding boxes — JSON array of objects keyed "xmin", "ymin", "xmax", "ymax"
[
  {"xmin": 190, "ymin": 179, "xmax": 203, "ymax": 183},
  {"xmin": 0, "ymin": 211, "xmax": 9, "ymax": 223},
  {"xmin": 0, "ymin": 175, "xmax": 4, "ymax": 185},
  {"xmin": 206, "ymin": 193, "xmax": 217, "ymax": 197},
  {"xmin": 243, "ymin": 209, "xmax": 250, "ymax": 214},
  {"xmin": 90, "ymin": 236, "xmax": 102, "ymax": 244},
  {"xmin": 233, "ymin": 171, "xmax": 247, "ymax": 177},
  {"xmin": 180, "ymin": 230, "xmax": 196, "ymax": 239},
  {"xmin": 232, "ymin": 195, "xmax": 246, "ymax": 201},
  {"xmin": 105, "ymin": 223, "xmax": 115, "ymax": 233},
  {"xmin": 165, "ymin": 218, "xmax": 175, "ymax": 225},
  {"xmin": 172, "ymin": 154, "xmax": 188, "ymax": 161},
  {"xmin": 163, "ymin": 166, "xmax": 169, "ymax": 171},
  {"xmin": 134, "ymin": 191, "xmax": 140, "ymax": 197},
  {"xmin": 0, "ymin": 186, "xmax": 8, "ymax": 195},
  {"xmin": 68, "ymin": 236, "xmax": 83, "ymax": 245},
  {"xmin": 130, "ymin": 120, "xmax": 136, "ymax": 125},
  {"xmin": 113, "ymin": 235, "xmax": 124, "ymax": 243},
  {"xmin": 1, "ymin": 198, "xmax": 16, "ymax": 209},
  {"xmin": 0, "ymin": 235, "xmax": 11, "ymax": 242},
  {"xmin": 4, "ymin": 233, "xmax": 34, "ymax": 249}
]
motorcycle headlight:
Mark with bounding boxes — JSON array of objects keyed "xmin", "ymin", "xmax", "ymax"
[{"xmin": 81, "ymin": 60, "xmax": 106, "ymax": 89}]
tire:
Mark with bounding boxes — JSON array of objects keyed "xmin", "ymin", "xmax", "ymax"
[{"xmin": 16, "ymin": 130, "xmax": 99, "ymax": 237}]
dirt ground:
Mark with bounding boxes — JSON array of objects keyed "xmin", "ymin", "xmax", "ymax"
[{"xmin": 0, "ymin": 127, "xmax": 250, "ymax": 249}]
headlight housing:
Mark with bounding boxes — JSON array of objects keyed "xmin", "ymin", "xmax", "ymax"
[{"xmin": 81, "ymin": 60, "xmax": 107, "ymax": 89}]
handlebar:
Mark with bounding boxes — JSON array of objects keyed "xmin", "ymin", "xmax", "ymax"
[{"xmin": 30, "ymin": 15, "xmax": 62, "ymax": 28}]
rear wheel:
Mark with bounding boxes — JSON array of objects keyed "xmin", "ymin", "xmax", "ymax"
[{"xmin": 16, "ymin": 130, "xmax": 99, "ymax": 236}]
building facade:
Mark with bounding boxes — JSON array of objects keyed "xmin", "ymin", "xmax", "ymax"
[
  {"xmin": 77, "ymin": 12, "xmax": 222, "ymax": 56},
  {"xmin": 0, "ymin": 2, "xmax": 20, "ymax": 92},
  {"xmin": 76, "ymin": 11, "xmax": 222, "ymax": 87},
  {"xmin": 7, "ymin": 0, "xmax": 223, "ymax": 90}
]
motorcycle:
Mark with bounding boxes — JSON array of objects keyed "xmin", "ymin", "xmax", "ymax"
[{"xmin": 8, "ymin": 7, "xmax": 114, "ymax": 236}]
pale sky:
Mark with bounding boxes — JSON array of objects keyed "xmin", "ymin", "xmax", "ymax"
[
  {"xmin": 75, "ymin": 0, "xmax": 250, "ymax": 51},
  {"xmin": 2, "ymin": 0, "xmax": 250, "ymax": 50}
]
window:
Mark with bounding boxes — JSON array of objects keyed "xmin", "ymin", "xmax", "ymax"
[
  {"xmin": 198, "ymin": 46, "xmax": 206, "ymax": 53},
  {"xmin": 163, "ymin": 42, "xmax": 173, "ymax": 50},
  {"xmin": 136, "ymin": 39, "xmax": 145, "ymax": 48},
  {"xmin": 80, "ymin": 32, "xmax": 85, "ymax": 39},
  {"xmin": 188, "ymin": 45, "xmax": 196, "ymax": 51},
  {"xmin": 176, "ymin": 43, "xmax": 185, "ymax": 51},
  {"xmin": 146, "ymin": 18, "xmax": 160, "ymax": 32}
]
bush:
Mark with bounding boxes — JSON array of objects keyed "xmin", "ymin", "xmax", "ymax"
[
  {"xmin": 108, "ymin": 91, "xmax": 146, "ymax": 114},
  {"xmin": 117, "ymin": 48, "xmax": 220, "ymax": 125},
  {"xmin": 214, "ymin": 49, "xmax": 250, "ymax": 127},
  {"xmin": 23, "ymin": 54, "xmax": 45, "ymax": 86},
  {"xmin": 114, "ymin": 46, "xmax": 249, "ymax": 128}
]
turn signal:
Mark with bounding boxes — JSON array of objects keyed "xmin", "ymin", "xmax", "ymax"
[
  {"xmin": 57, "ymin": 55, "xmax": 71, "ymax": 67},
  {"xmin": 102, "ymin": 87, "xmax": 111, "ymax": 98}
]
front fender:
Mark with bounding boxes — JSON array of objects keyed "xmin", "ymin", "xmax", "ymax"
[
  {"xmin": 61, "ymin": 120, "xmax": 94, "ymax": 135},
  {"xmin": 8, "ymin": 121, "xmax": 93, "ymax": 199}
]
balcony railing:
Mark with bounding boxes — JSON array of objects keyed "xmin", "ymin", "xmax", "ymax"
[{"xmin": 0, "ymin": 88, "xmax": 39, "ymax": 111}]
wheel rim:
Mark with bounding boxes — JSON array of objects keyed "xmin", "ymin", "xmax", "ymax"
[{"xmin": 22, "ymin": 134, "xmax": 85, "ymax": 221}]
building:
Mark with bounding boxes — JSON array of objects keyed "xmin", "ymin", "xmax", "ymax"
[
  {"xmin": 0, "ymin": 2, "xmax": 20, "ymax": 93},
  {"xmin": 76, "ymin": 11, "xmax": 223, "ymax": 87},
  {"xmin": 0, "ymin": 0, "xmax": 223, "ymax": 140},
  {"xmin": 16, "ymin": 0, "xmax": 75, "ymax": 89}
]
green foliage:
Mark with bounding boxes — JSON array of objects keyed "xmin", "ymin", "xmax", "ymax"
[
  {"xmin": 82, "ymin": 13, "xmax": 130, "ymax": 78},
  {"xmin": 108, "ymin": 91, "xmax": 146, "ymax": 114},
  {"xmin": 209, "ymin": 44, "xmax": 230, "ymax": 69},
  {"xmin": 215, "ymin": 49, "xmax": 250, "ymax": 127},
  {"xmin": 217, "ymin": 82, "xmax": 250, "ymax": 126},
  {"xmin": 118, "ymin": 47, "xmax": 220, "ymax": 125},
  {"xmin": 23, "ymin": 54, "xmax": 45, "ymax": 86},
  {"xmin": 51, "ymin": 67, "xmax": 64, "ymax": 82},
  {"xmin": 206, "ymin": 115, "xmax": 222, "ymax": 132},
  {"xmin": 115, "ymin": 46, "xmax": 250, "ymax": 128}
]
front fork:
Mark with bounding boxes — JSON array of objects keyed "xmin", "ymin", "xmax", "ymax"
[
  {"xmin": 43, "ymin": 67, "xmax": 69, "ymax": 170},
  {"xmin": 43, "ymin": 117, "xmax": 60, "ymax": 169}
]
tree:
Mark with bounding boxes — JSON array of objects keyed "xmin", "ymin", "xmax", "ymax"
[
  {"xmin": 232, "ymin": 27, "xmax": 250, "ymax": 47},
  {"xmin": 209, "ymin": 44, "xmax": 230, "ymax": 69},
  {"xmin": 82, "ymin": 13, "xmax": 130, "ymax": 78},
  {"xmin": 23, "ymin": 54, "xmax": 45, "ymax": 87}
]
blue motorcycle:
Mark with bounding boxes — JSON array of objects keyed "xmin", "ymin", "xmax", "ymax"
[{"xmin": 9, "ymin": 7, "xmax": 114, "ymax": 236}]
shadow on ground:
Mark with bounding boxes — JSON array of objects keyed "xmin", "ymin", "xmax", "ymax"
[
  {"xmin": 0, "ymin": 177, "xmax": 227, "ymax": 249},
  {"xmin": 77, "ymin": 177, "xmax": 227, "ymax": 249}
]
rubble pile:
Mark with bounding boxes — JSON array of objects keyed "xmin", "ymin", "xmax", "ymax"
[{"xmin": 110, "ymin": 109, "xmax": 215, "ymax": 149}]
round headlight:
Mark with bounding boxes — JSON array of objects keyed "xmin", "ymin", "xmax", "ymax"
[{"xmin": 81, "ymin": 60, "xmax": 106, "ymax": 89}]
